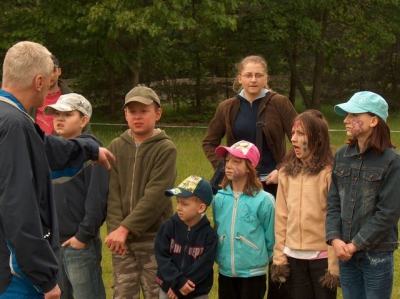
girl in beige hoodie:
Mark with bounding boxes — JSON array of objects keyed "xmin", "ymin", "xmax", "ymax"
[{"xmin": 271, "ymin": 110, "xmax": 340, "ymax": 299}]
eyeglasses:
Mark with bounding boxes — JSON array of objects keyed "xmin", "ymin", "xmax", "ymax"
[{"xmin": 241, "ymin": 73, "xmax": 265, "ymax": 79}]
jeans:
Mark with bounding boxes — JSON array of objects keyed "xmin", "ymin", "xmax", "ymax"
[
  {"xmin": 59, "ymin": 235, "xmax": 106, "ymax": 299},
  {"xmin": 339, "ymin": 251, "xmax": 394, "ymax": 299}
]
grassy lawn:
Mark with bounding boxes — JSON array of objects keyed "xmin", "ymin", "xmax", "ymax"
[{"xmin": 92, "ymin": 103, "xmax": 400, "ymax": 299}]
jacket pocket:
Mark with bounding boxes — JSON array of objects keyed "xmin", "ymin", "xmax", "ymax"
[
  {"xmin": 334, "ymin": 164, "xmax": 351, "ymax": 201},
  {"xmin": 334, "ymin": 164, "xmax": 351, "ymax": 178},
  {"xmin": 362, "ymin": 169, "xmax": 383, "ymax": 187},
  {"xmin": 236, "ymin": 235, "xmax": 259, "ymax": 250},
  {"xmin": 360, "ymin": 169, "xmax": 384, "ymax": 211}
]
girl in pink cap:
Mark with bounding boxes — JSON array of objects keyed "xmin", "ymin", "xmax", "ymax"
[{"xmin": 212, "ymin": 140, "xmax": 275, "ymax": 299}]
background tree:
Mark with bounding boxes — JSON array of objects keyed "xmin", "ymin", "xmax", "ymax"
[{"xmin": 0, "ymin": 0, "xmax": 399, "ymax": 119}]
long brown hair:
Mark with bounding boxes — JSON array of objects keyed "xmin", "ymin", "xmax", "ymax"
[
  {"xmin": 232, "ymin": 55, "xmax": 270, "ymax": 93},
  {"xmin": 282, "ymin": 109, "xmax": 333, "ymax": 176},
  {"xmin": 347, "ymin": 113, "xmax": 396, "ymax": 153},
  {"xmin": 220, "ymin": 159, "xmax": 263, "ymax": 196}
]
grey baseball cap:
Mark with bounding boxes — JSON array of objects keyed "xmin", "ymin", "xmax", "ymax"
[
  {"xmin": 123, "ymin": 86, "xmax": 161, "ymax": 108},
  {"xmin": 44, "ymin": 93, "xmax": 92, "ymax": 119}
]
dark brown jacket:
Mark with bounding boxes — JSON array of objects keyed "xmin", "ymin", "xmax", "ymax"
[{"xmin": 202, "ymin": 92, "xmax": 297, "ymax": 169}]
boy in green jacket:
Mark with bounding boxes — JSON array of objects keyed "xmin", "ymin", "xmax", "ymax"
[{"xmin": 105, "ymin": 86, "xmax": 177, "ymax": 299}]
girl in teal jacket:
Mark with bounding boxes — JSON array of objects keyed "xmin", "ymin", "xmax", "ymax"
[{"xmin": 212, "ymin": 140, "xmax": 275, "ymax": 299}]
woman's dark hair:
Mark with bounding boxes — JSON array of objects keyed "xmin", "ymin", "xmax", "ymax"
[{"xmin": 282, "ymin": 109, "xmax": 333, "ymax": 176}]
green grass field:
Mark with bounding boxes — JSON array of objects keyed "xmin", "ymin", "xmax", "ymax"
[{"xmin": 92, "ymin": 103, "xmax": 400, "ymax": 299}]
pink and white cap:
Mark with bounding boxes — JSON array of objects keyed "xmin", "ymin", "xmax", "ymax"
[{"xmin": 215, "ymin": 140, "xmax": 260, "ymax": 167}]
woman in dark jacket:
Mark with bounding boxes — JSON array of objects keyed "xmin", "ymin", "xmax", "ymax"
[{"xmin": 202, "ymin": 55, "xmax": 297, "ymax": 299}]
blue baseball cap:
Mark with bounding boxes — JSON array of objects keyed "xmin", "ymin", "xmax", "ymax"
[
  {"xmin": 334, "ymin": 91, "xmax": 388, "ymax": 122},
  {"xmin": 165, "ymin": 175, "xmax": 213, "ymax": 206}
]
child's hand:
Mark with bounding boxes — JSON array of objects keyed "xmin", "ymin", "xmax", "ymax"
[
  {"xmin": 105, "ymin": 226, "xmax": 129, "ymax": 255},
  {"xmin": 179, "ymin": 280, "xmax": 195, "ymax": 296},
  {"xmin": 331, "ymin": 238, "xmax": 353, "ymax": 262},
  {"xmin": 346, "ymin": 242, "xmax": 359, "ymax": 254},
  {"xmin": 167, "ymin": 287, "xmax": 178, "ymax": 299},
  {"xmin": 62, "ymin": 236, "xmax": 85, "ymax": 249}
]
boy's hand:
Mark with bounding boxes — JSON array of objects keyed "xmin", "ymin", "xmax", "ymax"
[
  {"xmin": 96, "ymin": 147, "xmax": 116, "ymax": 170},
  {"xmin": 179, "ymin": 279, "xmax": 195, "ymax": 296},
  {"xmin": 105, "ymin": 226, "xmax": 129, "ymax": 255},
  {"xmin": 62, "ymin": 236, "xmax": 85, "ymax": 249},
  {"xmin": 167, "ymin": 288, "xmax": 178, "ymax": 299}
]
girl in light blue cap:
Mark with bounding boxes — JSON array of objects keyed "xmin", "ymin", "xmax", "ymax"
[{"xmin": 326, "ymin": 91, "xmax": 400, "ymax": 299}]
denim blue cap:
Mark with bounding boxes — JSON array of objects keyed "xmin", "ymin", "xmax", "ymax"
[
  {"xmin": 334, "ymin": 91, "xmax": 388, "ymax": 122},
  {"xmin": 165, "ymin": 175, "xmax": 213, "ymax": 206}
]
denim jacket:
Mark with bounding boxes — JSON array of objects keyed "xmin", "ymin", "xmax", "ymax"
[{"xmin": 326, "ymin": 144, "xmax": 400, "ymax": 251}]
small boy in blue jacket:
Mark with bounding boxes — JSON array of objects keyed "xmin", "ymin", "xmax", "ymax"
[{"xmin": 155, "ymin": 175, "xmax": 217, "ymax": 299}]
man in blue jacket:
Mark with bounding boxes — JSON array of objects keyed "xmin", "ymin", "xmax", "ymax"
[{"xmin": 0, "ymin": 41, "xmax": 114, "ymax": 299}]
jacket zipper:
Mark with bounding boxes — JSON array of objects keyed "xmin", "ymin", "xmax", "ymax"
[
  {"xmin": 230, "ymin": 195, "xmax": 239, "ymax": 277},
  {"xmin": 181, "ymin": 227, "xmax": 190, "ymax": 270},
  {"xmin": 219, "ymin": 235, "xmax": 226, "ymax": 243},
  {"xmin": 130, "ymin": 146, "xmax": 138, "ymax": 212},
  {"xmin": 236, "ymin": 236, "xmax": 259, "ymax": 250},
  {"xmin": 299, "ymin": 173, "xmax": 303, "ymax": 248}
]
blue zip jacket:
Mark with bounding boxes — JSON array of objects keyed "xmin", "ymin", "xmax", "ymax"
[
  {"xmin": 155, "ymin": 213, "xmax": 217, "ymax": 298},
  {"xmin": 52, "ymin": 135, "xmax": 108, "ymax": 244},
  {"xmin": 213, "ymin": 185, "xmax": 275, "ymax": 278},
  {"xmin": 326, "ymin": 144, "xmax": 400, "ymax": 251},
  {"xmin": 0, "ymin": 91, "xmax": 100, "ymax": 296}
]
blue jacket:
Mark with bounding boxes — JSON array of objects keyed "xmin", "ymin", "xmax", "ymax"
[
  {"xmin": 52, "ymin": 135, "xmax": 108, "ymax": 244},
  {"xmin": 213, "ymin": 185, "xmax": 275, "ymax": 277},
  {"xmin": 326, "ymin": 144, "xmax": 400, "ymax": 251},
  {"xmin": 0, "ymin": 91, "xmax": 100, "ymax": 296},
  {"xmin": 155, "ymin": 213, "xmax": 217, "ymax": 298}
]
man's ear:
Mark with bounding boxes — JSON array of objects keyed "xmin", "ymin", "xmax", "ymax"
[{"xmin": 34, "ymin": 75, "xmax": 43, "ymax": 91}]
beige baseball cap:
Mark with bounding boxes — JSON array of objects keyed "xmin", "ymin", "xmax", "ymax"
[
  {"xmin": 123, "ymin": 86, "xmax": 161, "ymax": 108},
  {"xmin": 44, "ymin": 93, "xmax": 92, "ymax": 119}
]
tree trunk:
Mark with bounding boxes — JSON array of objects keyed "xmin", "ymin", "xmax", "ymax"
[
  {"xmin": 286, "ymin": 48, "xmax": 311, "ymax": 108},
  {"xmin": 195, "ymin": 51, "xmax": 201, "ymax": 108},
  {"xmin": 310, "ymin": 8, "xmax": 329, "ymax": 111},
  {"xmin": 288, "ymin": 43, "xmax": 298, "ymax": 107},
  {"xmin": 108, "ymin": 64, "xmax": 116, "ymax": 119},
  {"xmin": 132, "ymin": 69, "xmax": 140, "ymax": 87},
  {"xmin": 311, "ymin": 50, "xmax": 324, "ymax": 110}
]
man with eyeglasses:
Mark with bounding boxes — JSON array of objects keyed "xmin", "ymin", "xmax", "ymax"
[{"xmin": 29, "ymin": 55, "xmax": 91, "ymax": 135}]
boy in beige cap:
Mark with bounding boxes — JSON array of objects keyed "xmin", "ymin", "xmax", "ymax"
[
  {"xmin": 44, "ymin": 93, "xmax": 108, "ymax": 299},
  {"xmin": 105, "ymin": 86, "xmax": 177, "ymax": 299}
]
